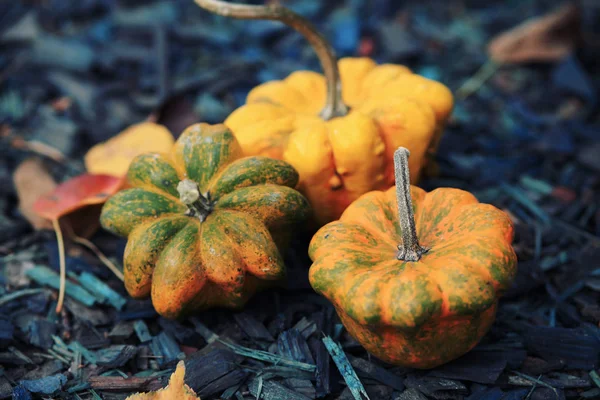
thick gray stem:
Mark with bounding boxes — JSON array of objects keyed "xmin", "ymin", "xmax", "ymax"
[{"xmin": 394, "ymin": 148, "xmax": 428, "ymax": 261}]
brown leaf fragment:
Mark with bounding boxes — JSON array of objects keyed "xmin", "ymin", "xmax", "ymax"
[
  {"xmin": 13, "ymin": 158, "xmax": 57, "ymax": 230},
  {"xmin": 487, "ymin": 3, "xmax": 581, "ymax": 64}
]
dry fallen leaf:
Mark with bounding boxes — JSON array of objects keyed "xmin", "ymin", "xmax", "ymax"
[
  {"xmin": 487, "ymin": 3, "xmax": 581, "ymax": 64},
  {"xmin": 126, "ymin": 361, "xmax": 200, "ymax": 400},
  {"xmin": 13, "ymin": 158, "xmax": 57, "ymax": 231},
  {"xmin": 84, "ymin": 122, "xmax": 174, "ymax": 177}
]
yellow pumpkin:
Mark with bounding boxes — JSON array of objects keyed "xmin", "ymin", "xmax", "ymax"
[{"xmin": 195, "ymin": 0, "xmax": 454, "ymax": 226}]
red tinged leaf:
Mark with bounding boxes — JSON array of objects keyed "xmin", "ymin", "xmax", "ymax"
[{"xmin": 33, "ymin": 174, "xmax": 123, "ymax": 220}]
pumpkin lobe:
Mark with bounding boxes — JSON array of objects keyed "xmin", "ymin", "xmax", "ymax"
[
  {"xmin": 177, "ymin": 179, "xmax": 213, "ymax": 222},
  {"xmin": 393, "ymin": 147, "xmax": 429, "ymax": 261}
]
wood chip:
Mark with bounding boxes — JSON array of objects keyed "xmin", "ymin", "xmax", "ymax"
[
  {"xmin": 88, "ymin": 376, "xmax": 157, "ymax": 391},
  {"xmin": 249, "ymin": 377, "xmax": 312, "ymax": 400},
  {"xmin": 278, "ymin": 329, "xmax": 315, "ymax": 365},
  {"xmin": 393, "ymin": 388, "xmax": 428, "ymax": 400},
  {"xmin": 150, "ymin": 332, "xmax": 184, "ymax": 367},
  {"xmin": 403, "ymin": 375, "xmax": 468, "ymax": 399},
  {"xmin": 234, "ymin": 312, "xmax": 274, "ymax": 342},
  {"xmin": 348, "ymin": 355, "xmax": 404, "ymax": 391},
  {"xmin": 426, "ymin": 350, "xmax": 507, "ymax": 384},
  {"xmin": 95, "ymin": 345, "xmax": 138, "ymax": 368},
  {"xmin": 525, "ymin": 326, "xmax": 600, "ymax": 369},
  {"xmin": 184, "ymin": 349, "xmax": 245, "ymax": 397},
  {"xmin": 283, "ymin": 377, "xmax": 316, "ymax": 399},
  {"xmin": 322, "ymin": 336, "xmax": 369, "ymax": 400}
]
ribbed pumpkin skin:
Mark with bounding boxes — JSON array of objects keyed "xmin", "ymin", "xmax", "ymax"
[
  {"xmin": 225, "ymin": 57, "xmax": 453, "ymax": 226},
  {"xmin": 308, "ymin": 186, "xmax": 516, "ymax": 369},
  {"xmin": 100, "ymin": 123, "xmax": 310, "ymax": 319}
]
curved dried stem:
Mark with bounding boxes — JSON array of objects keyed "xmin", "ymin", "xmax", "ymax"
[
  {"xmin": 71, "ymin": 236, "xmax": 124, "ymax": 282},
  {"xmin": 61, "ymin": 222, "xmax": 125, "ymax": 281},
  {"xmin": 194, "ymin": 0, "xmax": 347, "ymax": 120},
  {"xmin": 393, "ymin": 148, "xmax": 428, "ymax": 262},
  {"xmin": 52, "ymin": 218, "xmax": 66, "ymax": 313}
]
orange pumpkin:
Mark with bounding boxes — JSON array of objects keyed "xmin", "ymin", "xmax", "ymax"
[
  {"xmin": 308, "ymin": 147, "xmax": 517, "ymax": 369},
  {"xmin": 195, "ymin": 0, "xmax": 454, "ymax": 226}
]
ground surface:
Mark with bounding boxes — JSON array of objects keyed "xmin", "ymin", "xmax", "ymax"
[{"xmin": 1, "ymin": 0, "xmax": 600, "ymax": 399}]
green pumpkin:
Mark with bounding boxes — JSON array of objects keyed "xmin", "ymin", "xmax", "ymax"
[{"xmin": 100, "ymin": 123, "xmax": 310, "ymax": 319}]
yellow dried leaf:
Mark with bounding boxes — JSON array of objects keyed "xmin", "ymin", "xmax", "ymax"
[
  {"xmin": 85, "ymin": 122, "xmax": 174, "ymax": 176},
  {"xmin": 13, "ymin": 158, "xmax": 57, "ymax": 231},
  {"xmin": 126, "ymin": 361, "xmax": 200, "ymax": 400}
]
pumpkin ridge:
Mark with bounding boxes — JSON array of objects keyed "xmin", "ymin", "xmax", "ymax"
[
  {"xmin": 309, "ymin": 221, "xmax": 388, "ymax": 261},
  {"xmin": 151, "ymin": 221, "xmax": 207, "ymax": 319},
  {"xmin": 378, "ymin": 262, "xmax": 444, "ymax": 328},
  {"xmin": 325, "ymin": 111, "xmax": 386, "ymax": 197},
  {"xmin": 427, "ymin": 259, "xmax": 497, "ymax": 317},
  {"xmin": 172, "ymin": 123, "xmax": 243, "ymax": 192},
  {"xmin": 358, "ymin": 64, "xmax": 412, "ymax": 100},
  {"xmin": 338, "ymin": 57, "xmax": 377, "ymax": 107},
  {"xmin": 127, "ymin": 152, "xmax": 182, "ymax": 199},
  {"xmin": 421, "ymin": 202, "xmax": 514, "ymax": 250},
  {"xmin": 206, "ymin": 156, "xmax": 299, "ymax": 201},
  {"xmin": 416, "ymin": 188, "xmax": 479, "ymax": 240},
  {"xmin": 214, "ymin": 184, "xmax": 311, "ymax": 230},
  {"xmin": 422, "ymin": 244, "xmax": 495, "ymax": 290},
  {"xmin": 131, "ymin": 186, "xmax": 182, "ymax": 205},
  {"xmin": 229, "ymin": 115, "xmax": 295, "ymax": 159},
  {"xmin": 100, "ymin": 188, "xmax": 186, "ymax": 237},
  {"xmin": 341, "ymin": 265, "xmax": 386, "ymax": 325},
  {"xmin": 124, "ymin": 216, "xmax": 190, "ymax": 298},
  {"xmin": 282, "ymin": 74, "xmax": 315, "ymax": 110},
  {"xmin": 339, "ymin": 192, "xmax": 400, "ymax": 248},
  {"xmin": 198, "ymin": 213, "xmax": 247, "ymax": 296},
  {"xmin": 248, "ymin": 81, "xmax": 310, "ymax": 112},
  {"xmin": 284, "ymin": 71, "xmax": 326, "ymax": 114},
  {"xmin": 214, "ymin": 210, "xmax": 285, "ymax": 281}
]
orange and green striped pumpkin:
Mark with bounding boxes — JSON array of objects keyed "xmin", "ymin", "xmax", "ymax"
[
  {"xmin": 308, "ymin": 148, "xmax": 517, "ymax": 369},
  {"xmin": 100, "ymin": 123, "xmax": 310, "ymax": 319}
]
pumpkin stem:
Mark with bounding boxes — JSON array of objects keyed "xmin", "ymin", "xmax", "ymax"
[
  {"xmin": 177, "ymin": 179, "xmax": 212, "ymax": 222},
  {"xmin": 394, "ymin": 147, "xmax": 428, "ymax": 262},
  {"xmin": 194, "ymin": 0, "xmax": 348, "ymax": 120}
]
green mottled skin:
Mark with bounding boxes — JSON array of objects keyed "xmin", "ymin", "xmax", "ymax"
[
  {"xmin": 308, "ymin": 186, "xmax": 517, "ymax": 369},
  {"xmin": 101, "ymin": 189, "xmax": 185, "ymax": 237},
  {"xmin": 100, "ymin": 123, "xmax": 311, "ymax": 319},
  {"xmin": 173, "ymin": 124, "xmax": 242, "ymax": 191},
  {"xmin": 216, "ymin": 185, "xmax": 310, "ymax": 230},
  {"xmin": 123, "ymin": 216, "xmax": 189, "ymax": 297},
  {"xmin": 127, "ymin": 153, "xmax": 181, "ymax": 198},
  {"xmin": 209, "ymin": 156, "xmax": 299, "ymax": 200}
]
